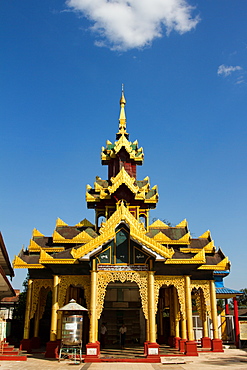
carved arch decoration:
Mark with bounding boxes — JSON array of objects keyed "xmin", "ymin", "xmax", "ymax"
[
  {"xmin": 58, "ymin": 275, "xmax": 91, "ymax": 310},
  {"xmin": 39, "ymin": 287, "xmax": 51, "ymax": 320},
  {"xmin": 96, "ymin": 271, "xmax": 148, "ymax": 319},
  {"xmin": 154, "ymin": 276, "xmax": 186, "ymax": 319},
  {"xmin": 30, "ymin": 279, "xmax": 52, "ymax": 319},
  {"xmin": 191, "ymin": 280, "xmax": 211, "ymax": 319}
]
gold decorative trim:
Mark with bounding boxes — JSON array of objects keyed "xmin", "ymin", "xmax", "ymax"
[
  {"xmin": 191, "ymin": 280, "xmax": 211, "ymax": 318},
  {"xmin": 108, "ymin": 168, "xmax": 139, "ymax": 195},
  {"xmin": 29, "ymin": 239, "xmax": 41, "ymax": 252},
  {"xmin": 30, "ymin": 279, "xmax": 53, "ymax": 319},
  {"xmin": 32, "ymin": 229, "xmax": 44, "ymax": 237},
  {"xmin": 165, "ymin": 249, "xmax": 205, "ymax": 264},
  {"xmin": 13, "ymin": 255, "xmax": 44, "ymax": 269},
  {"xmin": 154, "ymin": 276, "xmax": 186, "ymax": 319},
  {"xmin": 197, "ymin": 257, "xmax": 230, "ymax": 270},
  {"xmin": 58, "ymin": 275, "xmax": 91, "ymax": 310},
  {"xmin": 176, "ymin": 219, "xmax": 187, "ymax": 228},
  {"xmin": 72, "ymin": 203, "xmax": 174, "ymax": 260},
  {"xmin": 96, "ymin": 270, "xmax": 148, "ymax": 319},
  {"xmin": 53, "ymin": 230, "xmax": 94, "ymax": 244},
  {"xmin": 39, "ymin": 249, "xmax": 76, "ymax": 264},
  {"xmin": 56, "ymin": 218, "xmax": 68, "ymax": 227},
  {"xmin": 199, "ymin": 230, "xmax": 211, "ymax": 239},
  {"xmin": 149, "ymin": 219, "xmax": 169, "ymax": 229},
  {"xmin": 153, "ymin": 231, "xmax": 172, "ymax": 243},
  {"xmin": 74, "ymin": 218, "xmax": 94, "ymax": 228}
]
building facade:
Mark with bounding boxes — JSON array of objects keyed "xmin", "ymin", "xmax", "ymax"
[{"xmin": 13, "ymin": 91, "xmax": 230, "ymax": 359}]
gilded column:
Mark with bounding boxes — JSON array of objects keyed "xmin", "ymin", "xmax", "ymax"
[
  {"xmin": 184, "ymin": 276, "xmax": 194, "ymax": 341},
  {"xmin": 148, "ymin": 269, "xmax": 156, "ymax": 343},
  {"xmin": 173, "ymin": 287, "xmax": 180, "ymax": 338},
  {"xmin": 146, "ymin": 319, "xmax": 150, "ymax": 342},
  {"xmin": 201, "ymin": 290, "xmax": 208, "ymax": 337},
  {"xmin": 23, "ymin": 279, "xmax": 33, "ymax": 339},
  {"xmin": 89, "ymin": 258, "xmax": 98, "ymax": 343},
  {"xmin": 184, "ymin": 276, "xmax": 198, "ymax": 355},
  {"xmin": 210, "ymin": 280, "xmax": 223, "ymax": 351},
  {"xmin": 50, "ymin": 275, "xmax": 59, "ymax": 341},
  {"xmin": 209, "ymin": 280, "xmax": 219, "ymax": 339}
]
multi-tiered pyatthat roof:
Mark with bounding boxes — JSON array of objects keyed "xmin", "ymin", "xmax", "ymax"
[{"xmin": 86, "ymin": 91, "xmax": 158, "ymax": 226}]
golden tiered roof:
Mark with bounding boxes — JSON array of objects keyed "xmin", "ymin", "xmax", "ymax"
[{"xmin": 13, "ymin": 89, "xmax": 230, "ymax": 275}]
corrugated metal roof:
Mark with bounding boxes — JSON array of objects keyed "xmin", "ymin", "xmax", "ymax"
[{"xmin": 216, "ymin": 287, "xmax": 243, "ymax": 295}]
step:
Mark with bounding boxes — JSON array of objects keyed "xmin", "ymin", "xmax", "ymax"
[
  {"xmin": 0, "ymin": 354, "xmax": 27, "ymax": 361},
  {"xmin": 1, "ymin": 350, "xmax": 20, "ymax": 355},
  {"xmin": 1, "ymin": 347, "xmax": 16, "ymax": 352}
]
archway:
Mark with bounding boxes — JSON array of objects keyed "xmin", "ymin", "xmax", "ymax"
[{"xmin": 99, "ymin": 281, "xmax": 145, "ymax": 348}]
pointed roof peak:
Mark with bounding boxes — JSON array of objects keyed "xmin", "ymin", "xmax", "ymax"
[{"xmin": 117, "ymin": 85, "xmax": 129, "ymax": 140}]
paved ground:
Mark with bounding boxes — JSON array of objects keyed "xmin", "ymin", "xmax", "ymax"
[{"xmin": 0, "ymin": 348, "xmax": 247, "ymax": 370}]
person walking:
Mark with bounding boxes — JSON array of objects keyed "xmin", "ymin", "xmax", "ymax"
[
  {"xmin": 100, "ymin": 323, "xmax": 107, "ymax": 349},
  {"xmin": 119, "ymin": 323, "xmax": 127, "ymax": 349}
]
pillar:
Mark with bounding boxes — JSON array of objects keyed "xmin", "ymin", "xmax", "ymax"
[
  {"xmin": 89, "ymin": 259, "xmax": 98, "ymax": 343},
  {"xmin": 200, "ymin": 289, "xmax": 211, "ymax": 349},
  {"xmin": 210, "ymin": 280, "xmax": 223, "ymax": 352},
  {"xmin": 184, "ymin": 276, "xmax": 197, "ymax": 356},
  {"xmin": 85, "ymin": 258, "xmax": 100, "ymax": 361},
  {"xmin": 50, "ymin": 275, "xmax": 59, "ymax": 341},
  {"xmin": 233, "ymin": 297, "xmax": 240, "ymax": 348},
  {"xmin": 148, "ymin": 270, "xmax": 156, "ymax": 343},
  {"xmin": 20, "ymin": 279, "xmax": 33, "ymax": 352},
  {"xmin": 45, "ymin": 275, "xmax": 60, "ymax": 358},
  {"xmin": 172, "ymin": 287, "xmax": 180, "ymax": 349},
  {"xmin": 179, "ymin": 315, "xmax": 187, "ymax": 353},
  {"xmin": 146, "ymin": 262, "xmax": 160, "ymax": 360}
]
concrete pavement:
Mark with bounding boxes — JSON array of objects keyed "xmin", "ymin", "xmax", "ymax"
[{"xmin": 0, "ymin": 348, "xmax": 246, "ymax": 370}]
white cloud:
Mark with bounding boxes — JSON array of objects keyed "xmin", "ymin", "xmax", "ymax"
[
  {"xmin": 66, "ymin": 0, "xmax": 200, "ymax": 50},
  {"xmin": 217, "ymin": 64, "xmax": 242, "ymax": 77}
]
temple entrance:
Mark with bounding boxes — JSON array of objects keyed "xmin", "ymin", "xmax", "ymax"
[{"xmin": 99, "ymin": 282, "xmax": 145, "ymax": 347}]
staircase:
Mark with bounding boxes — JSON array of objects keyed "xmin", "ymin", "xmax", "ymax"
[{"xmin": 0, "ymin": 341, "xmax": 27, "ymax": 361}]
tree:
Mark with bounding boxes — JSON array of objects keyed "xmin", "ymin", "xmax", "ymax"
[{"xmin": 237, "ymin": 288, "xmax": 247, "ymax": 307}]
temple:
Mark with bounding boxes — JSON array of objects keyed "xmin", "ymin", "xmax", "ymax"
[{"xmin": 14, "ymin": 90, "xmax": 233, "ymax": 360}]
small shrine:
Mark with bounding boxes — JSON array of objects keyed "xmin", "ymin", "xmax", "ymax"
[{"xmin": 13, "ymin": 89, "xmax": 232, "ymax": 360}]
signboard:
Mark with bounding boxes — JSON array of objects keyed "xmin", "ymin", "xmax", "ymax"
[
  {"xmin": 239, "ymin": 321, "xmax": 247, "ymax": 340},
  {"xmin": 97, "ymin": 264, "xmax": 148, "ymax": 271},
  {"xmin": 148, "ymin": 348, "xmax": 158, "ymax": 355},
  {"xmin": 65, "ymin": 323, "xmax": 77, "ymax": 331},
  {"xmin": 87, "ymin": 348, "xmax": 97, "ymax": 355}
]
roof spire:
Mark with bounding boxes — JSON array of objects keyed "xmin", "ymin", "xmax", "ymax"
[{"xmin": 116, "ymin": 84, "xmax": 129, "ymax": 139}]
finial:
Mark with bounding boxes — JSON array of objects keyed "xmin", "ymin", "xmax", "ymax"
[{"xmin": 116, "ymin": 84, "xmax": 128, "ymax": 139}]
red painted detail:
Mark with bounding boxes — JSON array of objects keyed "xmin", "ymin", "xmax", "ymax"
[
  {"xmin": 184, "ymin": 340, "xmax": 198, "ymax": 356},
  {"xmin": 45, "ymin": 340, "xmax": 60, "ymax": 358},
  {"xmin": 201, "ymin": 337, "xmax": 211, "ymax": 349},
  {"xmin": 20, "ymin": 338, "xmax": 32, "ymax": 353},
  {"xmin": 173, "ymin": 337, "xmax": 181, "ymax": 349},
  {"xmin": 146, "ymin": 342, "xmax": 160, "ymax": 361},
  {"xmin": 84, "ymin": 341, "xmax": 101, "ymax": 362},
  {"xmin": 225, "ymin": 299, "xmax": 230, "ymax": 315},
  {"xmin": 144, "ymin": 341, "xmax": 149, "ymax": 356},
  {"xmin": 179, "ymin": 338, "xmax": 187, "ymax": 353},
  {"xmin": 0, "ymin": 355, "xmax": 27, "ymax": 361},
  {"xmin": 233, "ymin": 297, "xmax": 240, "ymax": 348},
  {"xmin": 211, "ymin": 338, "xmax": 224, "ymax": 352}
]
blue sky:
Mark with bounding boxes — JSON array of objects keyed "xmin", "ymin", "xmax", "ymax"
[{"xmin": 1, "ymin": 0, "xmax": 247, "ymax": 291}]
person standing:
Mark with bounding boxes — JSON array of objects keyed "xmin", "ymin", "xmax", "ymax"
[
  {"xmin": 119, "ymin": 323, "xmax": 127, "ymax": 349},
  {"xmin": 100, "ymin": 323, "xmax": 107, "ymax": 349}
]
